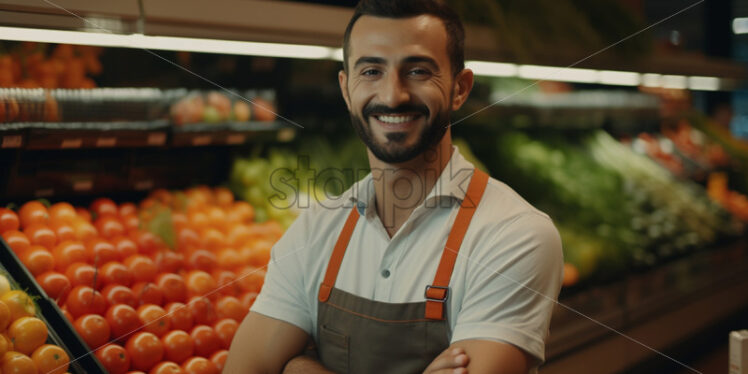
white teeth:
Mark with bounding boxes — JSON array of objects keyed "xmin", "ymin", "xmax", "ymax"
[{"xmin": 377, "ymin": 115, "xmax": 416, "ymax": 124}]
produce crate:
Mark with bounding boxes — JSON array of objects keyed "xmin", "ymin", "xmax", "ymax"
[{"xmin": 0, "ymin": 238, "xmax": 107, "ymax": 374}]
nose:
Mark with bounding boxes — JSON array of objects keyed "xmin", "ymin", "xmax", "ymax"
[{"xmin": 379, "ymin": 72, "xmax": 410, "ymax": 108}]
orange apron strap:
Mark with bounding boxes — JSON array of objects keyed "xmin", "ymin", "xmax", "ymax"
[
  {"xmin": 318, "ymin": 207, "xmax": 360, "ymax": 303},
  {"xmin": 425, "ymin": 169, "xmax": 490, "ymax": 320}
]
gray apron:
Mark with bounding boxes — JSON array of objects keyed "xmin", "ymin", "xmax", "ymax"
[{"xmin": 315, "ymin": 169, "xmax": 489, "ymax": 374}]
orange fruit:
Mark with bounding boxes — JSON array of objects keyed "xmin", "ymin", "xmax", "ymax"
[
  {"xmin": 23, "ymin": 224, "xmax": 57, "ymax": 249},
  {"xmin": 563, "ymin": 263, "xmax": 580, "ymax": 287},
  {"xmin": 1, "ymin": 291, "xmax": 36, "ymax": 322},
  {"xmin": 20, "ymin": 245, "xmax": 55, "ymax": 277},
  {"xmin": 31, "ymin": 344, "xmax": 69, "ymax": 374},
  {"xmin": 214, "ymin": 296, "xmax": 246, "ymax": 323},
  {"xmin": 19, "ymin": 201, "xmax": 49, "ymax": 229},
  {"xmin": 213, "ymin": 188, "xmax": 234, "ymax": 208},
  {"xmin": 2, "ymin": 230, "xmax": 31, "ymax": 256},
  {"xmin": 185, "ymin": 271, "xmax": 216, "ymax": 298},
  {"xmin": 0, "ymin": 301, "xmax": 9, "ymax": 331},
  {"xmin": 2, "ymin": 351, "xmax": 37, "ymax": 374},
  {"xmin": 0, "ymin": 208, "xmax": 20, "ymax": 234},
  {"xmin": 0, "ymin": 334, "xmax": 8, "ymax": 357},
  {"xmin": 8, "ymin": 316, "xmax": 48, "ymax": 355},
  {"xmin": 48, "ymin": 202, "xmax": 77, "ymax": 224}
]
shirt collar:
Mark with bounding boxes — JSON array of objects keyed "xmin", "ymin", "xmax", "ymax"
[{"xmin": 349, "ymin": 146, "xmax": 476, "ymax": 216}]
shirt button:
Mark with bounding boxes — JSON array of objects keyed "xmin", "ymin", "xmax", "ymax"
[{"xmin": 381, "ymin": 269, "xmax": 391, "ymax": 278}]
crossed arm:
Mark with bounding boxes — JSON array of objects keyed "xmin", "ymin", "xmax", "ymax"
[{"xmin": 223, "ymin": 312, "xmax": 531, "ymax": 374}]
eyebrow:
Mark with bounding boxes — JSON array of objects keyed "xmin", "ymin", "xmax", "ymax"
[{"xmin": 352, "ymin": 56, "xmax": 440, "ymax": 71}]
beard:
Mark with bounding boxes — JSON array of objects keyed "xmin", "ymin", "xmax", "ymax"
[{"xmin": 350, "ymin": 101, "xmax": 450, "ymax": 163}]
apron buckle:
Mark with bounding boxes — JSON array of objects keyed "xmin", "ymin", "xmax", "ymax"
[{"xmin": 424, "ymin": 285, "xmax": 449, "ymax": 302}]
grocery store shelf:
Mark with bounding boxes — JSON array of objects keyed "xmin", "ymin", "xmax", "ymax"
[
  {"xmin": 0, "ymin": 0, "xmax": 745, "ymax": 82},
  {"xmin": 543, "ymin": 242, "xmax": 748, "ymax": 373}
]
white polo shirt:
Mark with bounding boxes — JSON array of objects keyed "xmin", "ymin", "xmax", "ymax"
[{"xmin": 251, "ymin": 147, "xmax": 563, "ymax": 371}]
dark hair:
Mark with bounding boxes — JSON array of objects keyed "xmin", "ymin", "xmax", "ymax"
[{"xmin": 342, "ymin": 0, "xmax": 465, "ymax": 77}]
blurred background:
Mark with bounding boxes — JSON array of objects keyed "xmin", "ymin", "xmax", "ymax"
[{"xmin": 0, "ymin": 1, "xmax": 747, "ymax": 373}]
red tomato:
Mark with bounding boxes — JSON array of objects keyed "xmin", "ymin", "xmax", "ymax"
[
  {"xmin": 186, "ymin": 297, "xmax": 217, "ymax": 326},
  {"xmin": 125, "ymin": 332, "xmax": 164, "ymax": 371},
  {"xmin": 112, "ymin": 237, "xmax": 138, "ymax": 260},
  {"xmin": 186, "ymin": 250, "xmax": 217, "ymax": 273},
  {"xmin": 119, "ymin": 203, "xmax": 137, "ymax": 217},
  {"xmin": 131, "ymin": 230, "xmax": 162, "ymax": 255},
  {"xmin": 239, "ymin": 292, "xmax": 258, "ymax": 310},
  {"xmin": 2, "ymin": 230, "xmax": 31, "ymax": 255},
  {"xmin": 150, "ymin": 361, "xmax": 184, "ymax": 374},
  {"xmin": 0, "ymin": 208, "xmax": 20, "ymax": 233},
  {"xmin": 121, "ymin": 214, "xmax": 140, "ymax": 233},
  {"xmin": 48, "ymin": 202, "xmax": 77, "ymax": 224},
  {"xmin": 23, "ymin": 223, "xmax": 57, "ymax": 249},
  {"xmin": 162, "ymin": 330, "xmax": 194, "ymax": 364},
  {"xmin": 90, "ymin": 198, "xmax": 118, "ymax": 218},
  {"xmin": 49, "ymin": 220, "xmax": 75, "ymax": 242},
  {"xmin": 176, "ymin": 227, "xmax": 202, "ymax": 250},
  {"xmin": 181, "ymin": 356, "xmax": 218, "ymax": 374},
  {"xmin": 214, "ymin": 296, "xmax": 247, "ymax": 322},
  {"xmin": 36, "ymin": 271, "xmax": 71, "ymax": 302},
  {"xmin": 164, "ymin": 303, "xmax": 194, "ymax": 332},
  {"xmin": 237, "ymin": 266, "xmax": 265, "ymax": 294},
  {"xmin": 131, "ymin": 282, "xmax": 164, "ymax": 306},
  {"xmin": 95, "ymin": 344, "xmax": 130, "ymax": 374},
  {"xmin": 212, "ymin": 319, "xmax": 238, "ymax": 349},
  {"xmin": 136, "ymin": 304, "xmax": 170, "ymax": 337},
  {"xmin": 65, "ymin": 262, "xmax": 98, "ymax": 289},
  {"xmin": 95, "ymin": 215, "xmax": 126, "ymax": 239},
  {"xmin": 100, "ymin": 262, "xmax": 134, "ymax": 287},
  {"xmin": 53, "ymin": 241, "xmax": 87, "ymax": 272},
  {"xmin": 20, "ymin": 245, "xmax": 55, "ymax": 276},
  {"xmin": 73, "ymin": 314, "xmax": 111, "ymax": 349},
  {"xmin": 65, "ymin": 285, "xmax": 106, "ymax": 318},
  {"xmin": 156, "ymin": 273, "xmax": 188, "ymax": 304},
  {"xmin": 75, "ymin": 207, "xmax": 92, "ymax": 223},
  {"xmin": 106, "ymin": 304, "xmax": 142, "ymax": 342},
  {"xmin": 153, "ymin": 251, "xmax": 185, "ymax": 274},
  {"xmin": 209, "ymin": 350, "xmax": 228, "ymax": 372},
  {"xmin": 212, "ymin": 270, "xmax": 241, "ymax": 297},
  {"xmin": 124, "ymin": 255, "xmax": 157, "ymax": 283},
  {"xmin": 189, "ymin": 325, "xmax": 221, "ymax": 358},
  {"xmin": 215, "ymin": 249, "xmax": 241, "ymax": 271},
  {"xmin": 86, "ymin": 238, "xmax": 119, "ymax": 265},
  {"xmin": 185, "ymin": 271, "xmax": 217, "ymax": 298},
  {"xmin": 19, "ymin": 200, "xmax": 49, "ymax": 228},
  {"xmin": 102, "ymin": 284, "xmax": 137, "ymax": 308}
]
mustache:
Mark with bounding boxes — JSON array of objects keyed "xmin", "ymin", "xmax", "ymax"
[{"xmin": 362, "ymin": 103, "xmax": 429, "ymax": 118}]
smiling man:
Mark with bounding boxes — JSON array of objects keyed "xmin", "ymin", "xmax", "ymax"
[{"xmin": 224, "ymin": 1, "xmax": 563, "ymax": 373}]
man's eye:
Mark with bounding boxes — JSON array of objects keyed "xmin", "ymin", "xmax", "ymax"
[
  {"xmin": 361, "ymin": 69, "xmax": 380, "ymax": 76},
  {"xmin": 408, "ymin": 68, "xmax": 431, "ymax": 76}
]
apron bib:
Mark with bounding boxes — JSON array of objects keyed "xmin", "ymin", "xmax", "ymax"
[{"xmin": 316, "ymin": 169, "xmax": 489, "ymax": 374}]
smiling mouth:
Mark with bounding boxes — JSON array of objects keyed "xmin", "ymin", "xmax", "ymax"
[{"xmin": 371, "ymin": 114, "xmax": 422, "ymax": 129}]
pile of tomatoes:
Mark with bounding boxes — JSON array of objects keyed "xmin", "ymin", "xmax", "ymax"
[
  {"xmin": 0, "ymin": 186, "xmax": 283, "ymax": 374},
  {"xmin": 0, "ymin": 273, "xmax": 71, "ymax": 374}
]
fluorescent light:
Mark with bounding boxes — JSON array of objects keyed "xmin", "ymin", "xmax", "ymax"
[
  {"xmin": 0, "ymin": 26, "xmax": 336, "ymax": 60},
  {"xmin": 518, "ymin": 65, "xmax": 598, "ymax": 83},
  {"xmin": 642, "ymin": 74, "xmax": 662, "ymax": 87},
  {"xmin": 330, "ymin": 48, "xmax": 344, "ymax": 62},
  {"xmin": 465, "ymin": 61, "xmax": 518, "ymax": 77},
  {"xmin": 688, "ymin": 76, "xmax": 721, "ymax": 91},
  {"xmin": 598, "ymin": 70, "xmax": 641, "ymax": 86},
  {"xmin": 733, "ymin": 17, "xmax": 748, "ymax": 34},
  {"xmin": 662, "ymin": 75, "xmax": 688, "ymax": 89}
]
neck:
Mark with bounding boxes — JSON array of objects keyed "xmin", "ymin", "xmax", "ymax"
[{"xmin": 369, "ymin": 132, "xmax": 453, "ymax": 237}]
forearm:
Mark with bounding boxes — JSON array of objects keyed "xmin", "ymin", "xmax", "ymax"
[{"xmin": 282, "ymin": 355, "xmax": 335, "ymax": 374}]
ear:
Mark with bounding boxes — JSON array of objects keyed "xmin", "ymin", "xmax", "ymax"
[
  {"xmin": 451, "ymin": 68, "xmax": 474, "ymax": 111},
  {"xmin": 339, "ymin": 69, "xmax": 351, "ymax": 111}
]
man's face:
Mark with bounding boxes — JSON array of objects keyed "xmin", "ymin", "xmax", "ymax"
[{"xmin": 340, "ymin": 15, "xmax": 456, "ymax": 163}]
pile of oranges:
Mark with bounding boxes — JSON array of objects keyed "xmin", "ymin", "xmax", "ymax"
[
  {"xmin": 0, "ymin": 186, "xmax": 284, "ymax": 374},
  {"xmin": 0, "ymin": 273, "xmax": 71, "ymax": 374}
]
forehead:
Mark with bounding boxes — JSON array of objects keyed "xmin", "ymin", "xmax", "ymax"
[{"xmin": 348, "ymin": 14, "xmax": 449, "ymax": 64}]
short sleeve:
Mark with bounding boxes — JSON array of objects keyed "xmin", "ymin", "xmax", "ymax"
[
  {"xmin": 250, "ymin": 211, "xmax": 314, "ymax": 334},
  {"xmin": 451, "ymin": 213, "xmax": 564, "ymax": 364}
]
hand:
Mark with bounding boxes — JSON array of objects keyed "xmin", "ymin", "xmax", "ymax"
[{"xmin": 423, "ymin": 347, "xmax": 470, "ymax": 374}]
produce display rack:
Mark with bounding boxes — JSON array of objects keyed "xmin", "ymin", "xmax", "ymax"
[
  {"xmin": 0, "ymin": 237, "xmax": 107, "ymax": 374},
  {"xmin": 0, "ymin": 120, "xmax": 293, "ymax": 202},
  {"xmin": 543, "ymin": 239, "xmax": 748, "ymax": 373}
]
